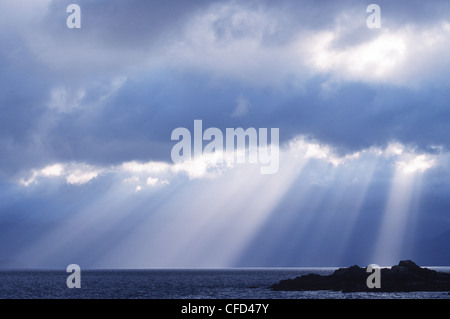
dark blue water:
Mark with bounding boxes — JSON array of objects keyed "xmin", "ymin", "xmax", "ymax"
[{"xmin": 1, "ymin": 268, "xmax": 450, "ymax": 299}]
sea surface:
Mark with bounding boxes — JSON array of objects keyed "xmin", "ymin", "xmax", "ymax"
[{"xmin": 1, "ymin": 268, "xmax": 450, "ymax": 299}]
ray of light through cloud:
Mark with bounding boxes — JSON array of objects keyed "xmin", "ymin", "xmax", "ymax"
[
  {"xmin": 372, "ymin": 152, "xmax": 437, "ymax": 265},
  {"xmin": 10, "ymin": 136, "xmax": 444, "ymax": 268},
  {"xmin": 2, "ymin": 0, "xmax": 450, "ymax": 269}
]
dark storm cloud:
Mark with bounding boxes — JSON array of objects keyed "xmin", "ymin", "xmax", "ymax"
[
  {"xmin": 0, "ymin": 0, "xmax": 450, "ymax": 179},
  {"xmin": 270, "ymin": 82, "xmax": 450, "ymax": 155},
  {"xmin": 0, "ymin": 0, "xmax": 448, "ymax": 268},
  {"xmin": 45, "ymin": 0, "xmax": 212, "ymax": 48}
]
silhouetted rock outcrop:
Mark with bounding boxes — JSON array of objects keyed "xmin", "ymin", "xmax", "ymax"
[{"xmin": 272, "ymin": 260, "xmax": 450, "ymax": 292}]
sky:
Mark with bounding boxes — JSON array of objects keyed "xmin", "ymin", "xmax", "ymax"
[{"xmin": 1, "ymin": 0, "xmax": 450, "ymax": 268}]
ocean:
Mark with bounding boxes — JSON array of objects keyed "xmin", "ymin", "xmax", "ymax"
[{"xmin": 1, "ymin": 268, "xmax": 450, "ymax": 299}]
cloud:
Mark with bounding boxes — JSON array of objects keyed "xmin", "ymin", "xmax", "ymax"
[
  {"xmin": 309, "ymin": 23, "xmax": 450, "ymax": 86},
  {"xmin": 19, "ymin": 163, "xmax": 101, "ymax": 186},
  {"xmin": 1, "ymin": 0, "xmax": 450, "ymax": 181},
  {"xmin": 231, "ymin": 96, "xmax": 251, "ymax": 117},
  {"xmin": 396, "ymin": 154, "xmax": 437, "ymax": 174},
  {"xmin": 146, "ymin": 177, "xmax": 169, "ymax": 186},
  {"xmin": 16, "ymin": 135, "xmax": 440, "ymax": 190},
  {"xmin": 2, "ymin": 0, "xmax": 450, "ymax": 269},
  {"xmin": 47, "ymin": 87, "xmax": 86, "ymax": 114},
  {"xmin": 3, "ymin": 0, "xmax": 450, "ymax": 88},
  {"xmin": 66, "ymin": 168, "xmax": 100, "ymax": 185},
  {"xmin": 6, "ymin": 133, "xmax": 449, "ymax": 268},
  {"xmin": 20, "ymin": 164, "xmax": 64, "ymax": 186}
]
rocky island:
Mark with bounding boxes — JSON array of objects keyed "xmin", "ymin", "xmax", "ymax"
[{"xmin": 272, "ymin": 260, "xmax": 450, "ymax": 293}]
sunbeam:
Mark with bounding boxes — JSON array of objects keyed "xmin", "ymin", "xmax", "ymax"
[{"xmin": 372, "ymin": 153, "xmax": 435, "ymax": 265}]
